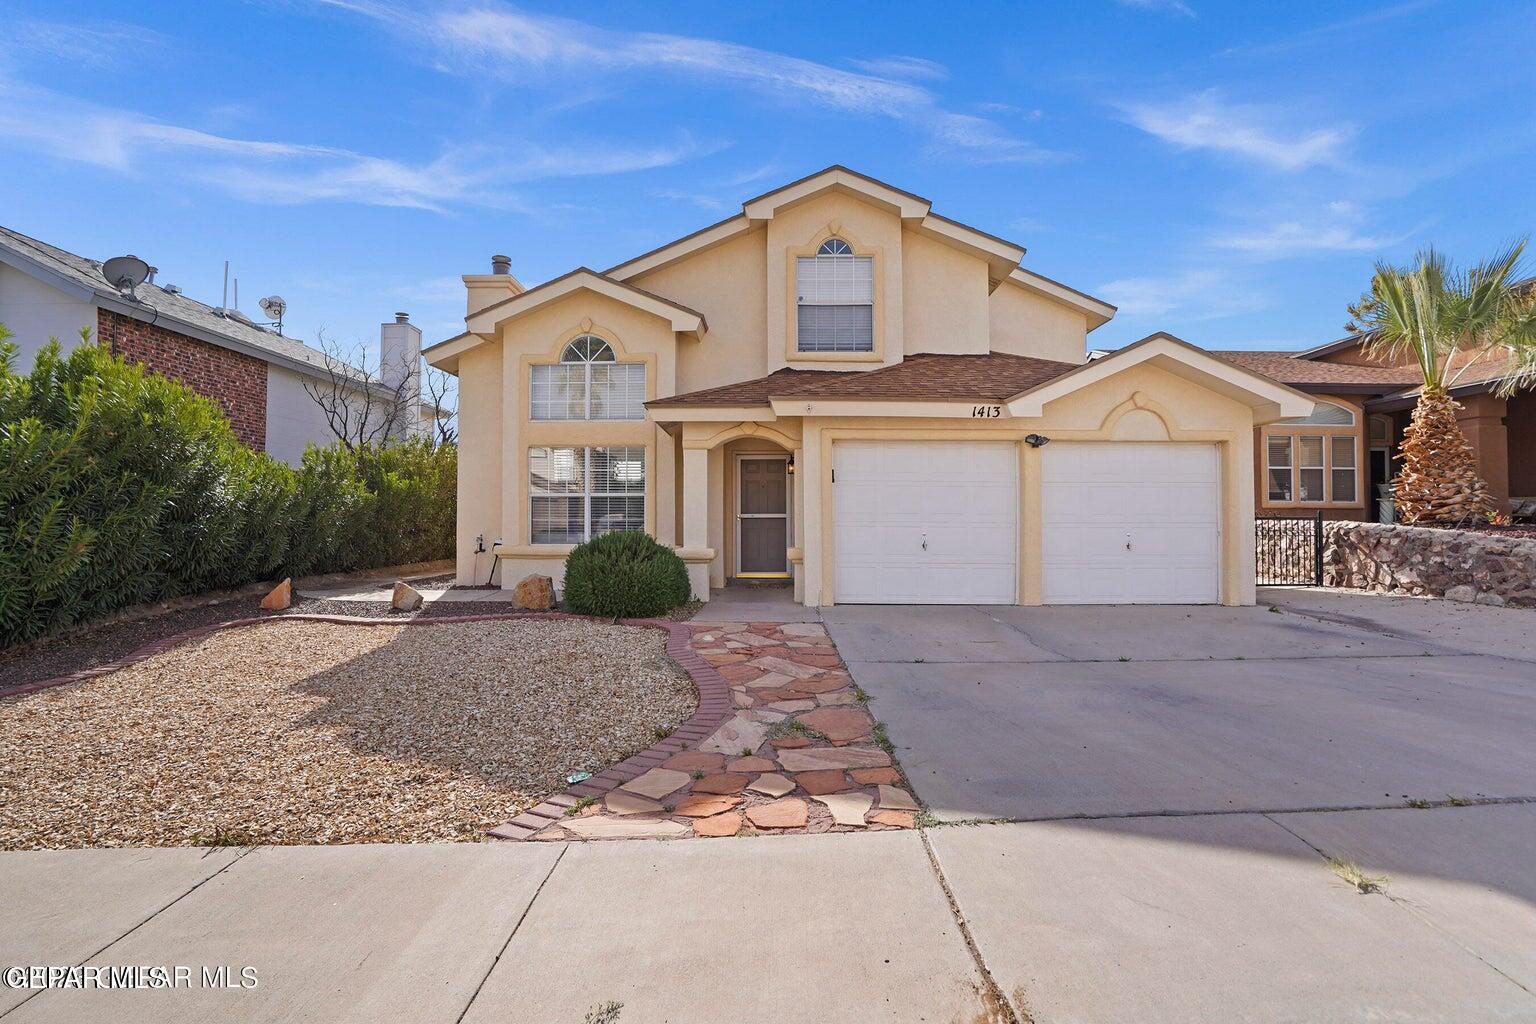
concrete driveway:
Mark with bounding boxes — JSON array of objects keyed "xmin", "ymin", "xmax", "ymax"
[
  {"xmin": 822, "ymin": 589, "xmax": 1536, "ymax": 1022},
  {"xmin": 4, "ymin": 591, "xmax": 1533, "ymax": 1023},
  {"xmin": 825, "ymin": 592, "xmax": 1536, "ymax": 822}
]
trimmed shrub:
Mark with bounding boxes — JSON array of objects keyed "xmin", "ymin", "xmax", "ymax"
[
  {"xmin": 0, "ymin": 330, "xmax": 456, "ymax": 647},
  {"xmin": 561, "ymin": 531, "xmax": 692, "ymax": 618}
]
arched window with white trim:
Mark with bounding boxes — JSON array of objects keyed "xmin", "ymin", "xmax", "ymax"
[
  {"xmin": 796, "ymin": 238, "xmax": 873, "ymax": 353},
  {"xmin": 1287, "ymin": 400, "xmax": 1356, "ymax": 426},
  {"xmin": 530, "ymin": 335, "xmax": 646, "ymax": 420}
]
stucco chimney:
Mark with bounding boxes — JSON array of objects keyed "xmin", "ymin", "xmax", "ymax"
[
  {"xmin": 464, "ymin": 253, "xmax": 525, "ymax": 317},
  {"xmin": 381, "ymin": 311, "xmax": 423, "ymax": 437}
]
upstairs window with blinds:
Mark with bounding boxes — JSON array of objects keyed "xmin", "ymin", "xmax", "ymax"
[
  {"xmin": 796, "ymin": 238, "xmax": 874, "ymax": 353},
  {"xmin": 530, "ymin": 335, "xmax": 646, "ymax": 420}
]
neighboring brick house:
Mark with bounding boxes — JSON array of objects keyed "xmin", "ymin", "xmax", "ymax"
[
  {"xmin": 0, "ymin": 225, "xmax": 432, "ymax": 463},
  {"xmin": 1214, "ymin": 340, "xmax": 1534, "ymax": 521}
]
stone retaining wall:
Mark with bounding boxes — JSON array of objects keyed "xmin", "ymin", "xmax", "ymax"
[{"xmin": 1324, "ymin": 522, "xmax": 1536, "ymax": 608}]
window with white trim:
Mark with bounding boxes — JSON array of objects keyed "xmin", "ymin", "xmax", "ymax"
[
  {"xmin": 1266, "ymin": 433, "xmax": 1358, "ymax": 504},
  {"xmin": 530, "ymin": 336, "xmax": 646, "ymax": 420},
  {"xmin": 529, "ymin": 446, "xmax": 645, "ymax": 544},
  {"xmin": 796, "ymin": 238, "xmax": 873, "ymax": 352}
]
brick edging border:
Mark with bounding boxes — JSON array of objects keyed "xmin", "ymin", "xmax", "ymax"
[{"xmin": 0, "ymin": 613, "xmax": 733, "ymax": 841}]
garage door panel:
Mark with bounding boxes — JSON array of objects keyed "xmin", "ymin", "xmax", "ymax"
[
  {"xmin": 834, "ymin": 442, "xmax": 1017, "ymax": 604},
  {"xmin": 1042, "ymin": 443, "xmax": 1220, "ymax": 605}
]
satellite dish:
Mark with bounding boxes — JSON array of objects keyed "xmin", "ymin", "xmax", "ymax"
[
  {"xmin": 259, "ymin": 295, "xmax": 287, "ymax": 319},
  {"xmin": 101, "ymin": 255, "xmax": 150, "ymax": 296}
]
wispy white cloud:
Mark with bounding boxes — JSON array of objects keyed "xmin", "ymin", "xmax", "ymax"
[
  {"xmin": 1208, "ymin": 201, "xmax": 1418, "ymax": 259},
  {"xmin": 7, "ymin": 17, "xmax": 166, "ymax": 66},
  {"xmin": 1220, "ymin": 0, "xmax": 1440, "ymax": 57},
  {"xmin": 1121, "ymin": 90, "xmax": 1352, "ymax": 170},
  {"xmin": 1117, "ymin": 0, "xmax": 1196, "ymax": 17},
  {"xmin": 650, "ymin": 188, "xmax": 730, "ymax": 212},
  {"xmin": 0, "ymin": 74, "xmax": 706, "ymax": 211},
  {"xmin": 846, "ymin": 55, "xmax": 949, "ymax": 81},
  {"xmin": 1097, "ymin": 268, "xmax": 1268, "ymax": 320},
  {"xmin": 323, "ymin": 1, "xmax": 1057, "ymax": 163}
]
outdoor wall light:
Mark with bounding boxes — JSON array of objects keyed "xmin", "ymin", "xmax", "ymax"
[
  {"xmin": 1025, "ymin": 434, "xmax": 1052, "ymax": 448},
  {"xmin": 787, "ymin": 454, "xmax": 796, "ymax": 475}
]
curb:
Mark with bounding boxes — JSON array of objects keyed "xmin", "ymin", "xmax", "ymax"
[{"xmin": 0, "ymin": 610, "xmax": 733, "ymax": 841}]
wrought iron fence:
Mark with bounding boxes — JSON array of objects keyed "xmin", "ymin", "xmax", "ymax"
[{"xmin": 1256, "ymin": 511, "xmax": 1324, "ymax": 587}]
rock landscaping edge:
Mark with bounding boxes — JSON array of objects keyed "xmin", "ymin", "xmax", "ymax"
[{"xmin": 0, "ymin": 612, "xmax": 732, "ymax": 844}]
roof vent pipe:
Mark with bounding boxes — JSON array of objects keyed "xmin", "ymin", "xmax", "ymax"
[
  {"xmin": 491, "ymin": 254, "xmax": 511, "ymax": 275},
  {"xmin": 146, "ymin": 266, "xmax": 158, "ymax": 285},
  {"xmin": 395, "ymin": 311, "xmax": 410, "ymax": 323}
]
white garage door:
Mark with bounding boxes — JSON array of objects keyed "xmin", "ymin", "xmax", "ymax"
[
  {"xmin": 833, "ymin": 441, "xmax": 1017, "ymax": 604},
  {"xmin": 1042, "ymin": 442, "xmax": 1221, "ymax": 604}
]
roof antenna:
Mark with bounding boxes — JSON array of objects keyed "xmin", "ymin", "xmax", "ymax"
[
  {"xmin": 233, "ymin": 277, "xmax": 239, "ymax": 313},
  {"xmin": 222, "ymin": 260, "xmax": 230, "ymax": 310}
]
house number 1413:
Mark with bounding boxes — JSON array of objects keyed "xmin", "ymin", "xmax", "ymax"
[{"xmin": 971, "ymin": 404, "xmax": 1002, "ymax": 418}]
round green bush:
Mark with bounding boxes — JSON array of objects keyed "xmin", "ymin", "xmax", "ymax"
[{"xmin": 561, "ymin": 531, "xmax": 692, "ymax": 618}]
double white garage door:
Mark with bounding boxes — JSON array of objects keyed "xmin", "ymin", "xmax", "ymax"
[{"xmin": 832, "ymin": 441, "xmax": 1220, "ymax": 605}]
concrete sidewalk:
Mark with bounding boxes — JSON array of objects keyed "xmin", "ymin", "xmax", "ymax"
[{"xmin": 5, "ymin": 811, "xmax": 1535, "ymax": 1023}]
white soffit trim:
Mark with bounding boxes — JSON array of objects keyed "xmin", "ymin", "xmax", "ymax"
[
  {"xmin": 1006, "ymin": 332, "xmax": 1316, "ymax": 422},
  {"xmin": 1004, "ymin": 268, "xmax": 1117, "ymax": 330},
  {"xmin": 607, "ymin": 166, "xmax": 1025, "ymax": 282},
  {"xmin": 742, "ymin": 167, "xmax": 930, "ymax": 221},
  {"xmin": 643, "ymin": 404, "xmax": 779, "ymax": 422},
  {"xmin": 422, "ymin": 331, "xmax": 484, "ymax": 373},
  {"xmin": 769, "ymin": 398, "xmax": 1005, "ymax": 419},
  {"xmin": 606, "ymin": 215, "xmax": 753, "ymax": 280},
  {"xmin": 464, "ymin": 269, "xmax": 706, "ymax": 336}
]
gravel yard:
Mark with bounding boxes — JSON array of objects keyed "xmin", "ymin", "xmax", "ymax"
[{"xmin": 0, "ymin": 618, "xmax": 696, "ymax": 849}]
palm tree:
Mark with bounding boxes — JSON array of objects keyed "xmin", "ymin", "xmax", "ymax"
[{"xmin": 1348, "ymin": 242, "xmax": 1534, "ymax": 524}]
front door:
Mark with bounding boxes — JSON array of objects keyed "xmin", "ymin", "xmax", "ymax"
[{"xmin": 738, "ymin": 457, "xmax": 789, "ymax": 578}]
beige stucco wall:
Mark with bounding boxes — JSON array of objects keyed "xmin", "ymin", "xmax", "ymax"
[
  {"xmin": 790, "ymin": 361, "xmax": 1257, "ymax": 608},
  {"xmin": 902, "ymin": 229, "xmax": 991, "ymax": 355},
  {"xmin": 477, "ymin": 289, "xmax": 682, "ymax": 591},
  {"xmin": 443, "ymin": 182, "xmax": 1124, "ymax": 595},
  {"xmin": 767, "ymin": 191, "xmax": 905, "ymax": 371},
  {"xmin": 988, "ymin": 280, "xmax": 1092, "ymax": 364},
  {"xmin": 455, "ymin": 342, "xmax": 504, "ymax": 585},
  {"xmin": 632, "ymin": 227, "xmax": 768, "ymax": 394}
]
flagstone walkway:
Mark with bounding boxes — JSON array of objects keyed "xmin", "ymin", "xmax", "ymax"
[{"xmin": 522, "ymin": 622, "xmax": 922, "ymax": 840}]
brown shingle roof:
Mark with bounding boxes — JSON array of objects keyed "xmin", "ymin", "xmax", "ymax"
[
  {"xmin": 1210, "ymin": 350, "xmax": 1422, "ymax": 390},
  {"xmin": 649, "ymin": 352, "xmax": 1080, "ymax": 408}
]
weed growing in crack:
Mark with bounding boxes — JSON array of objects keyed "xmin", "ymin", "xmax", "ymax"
[
  {"xmin": 1406, "ymin": 798, "xmax": 1431, "ymax": 809},
  {"xmin": 1329, "ymin": 858, "xmax": 1389, "ymax": 895},
  {"xmin": 566, "ymin": 795, "xmax": 598, "ymax": 816}
]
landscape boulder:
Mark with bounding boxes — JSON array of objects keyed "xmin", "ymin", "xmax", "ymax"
[
  {"xmin": 259, "ymin": 578, "xmax": 292, "ymax": 610},
  {"xmin": 391, "ymin": 581, "xmax": 423, "ymax": 611},
  {"xmin": 513, "ymin": 573, "xmax": 555, "ymax": 611}
]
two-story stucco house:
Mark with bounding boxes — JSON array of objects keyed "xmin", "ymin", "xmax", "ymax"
[{"xmin": 427, "ymin": 167, "xmax": 1314, "ymax": 607}]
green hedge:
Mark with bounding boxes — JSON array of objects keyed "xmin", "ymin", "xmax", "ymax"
[
  {"xmin": 562, "ymin": 531, "xmax": 692, "ymax": 618},
  {"xmin": 0, "ymin": 330, "xmax": 455, "ymax": 647}
]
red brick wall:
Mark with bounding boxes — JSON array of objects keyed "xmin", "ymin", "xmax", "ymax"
[{"xmin": 97, "ymin": 309, "xmax": 267, "ymax": 450}]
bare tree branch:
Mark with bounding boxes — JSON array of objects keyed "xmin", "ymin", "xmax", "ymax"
[
  {"xmin": 423, "ymin": 365, "xmax": 458, "ymax": 446},
  {"xmin": 300, "ymin": 331, "xmax": 417, "ymax": 450}
]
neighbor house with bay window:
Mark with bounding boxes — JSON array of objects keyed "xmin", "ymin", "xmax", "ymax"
[
  {"xmin": 1216, "ymin": 344, "xmax": 1535, "ymax": 521},
  {"xmin": 427, "ymin": 166, "xmax": 1320, "ymax": 607}
]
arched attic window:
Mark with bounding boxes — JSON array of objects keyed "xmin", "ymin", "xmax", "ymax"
[
  {"xmin": 796, "ymin": 237, "xmax": 873, "ymax": 353},
  {"xmin": 530, "ymin": 334, "xmax": 646, "ymax": 420},
  {"xmin": 1288, "ymin": 400, "xmax": 1356, "ymax": 426}
]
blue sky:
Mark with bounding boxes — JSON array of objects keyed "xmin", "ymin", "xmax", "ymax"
[{"xmin": 3, "ymin": 0, "xmax": 1534, "ymax": 360}]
